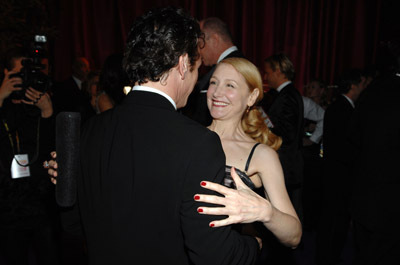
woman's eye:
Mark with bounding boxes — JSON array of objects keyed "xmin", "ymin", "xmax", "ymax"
[
  {"xmin": 210, "ymin": 80, "xmax": 216, "ymax": 85},
  {"xmin": 227, "ymin": 83, "xmax": 234, "ymax": 88}
]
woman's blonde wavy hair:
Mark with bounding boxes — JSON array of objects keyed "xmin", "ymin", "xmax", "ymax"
[{"xmin": 220, "ymin": 57, "xmax": 282, "ymax": 151}]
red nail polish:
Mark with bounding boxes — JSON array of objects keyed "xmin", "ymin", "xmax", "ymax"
[
  {"xmin": 197, "ymin": 208, "xmax": 203, "ymax": 213},
  {"xmin": 210, "ymin": 223, "xmax": 215, "ymax": 227},
  {"xmin": 194, "ymin": 195, "xmax": 200, "ymax": 200},
  {"xmin": 200, "ymin": 181, "xmax": 206, "ymax": 186}
]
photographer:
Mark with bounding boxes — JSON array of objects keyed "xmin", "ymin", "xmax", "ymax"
[{"xmin": 0, "ymin": 47, "xmax": 59, "ymax": 265}]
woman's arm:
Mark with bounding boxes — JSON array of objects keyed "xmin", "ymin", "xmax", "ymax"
[
  {"xmin": 194, "ymin": 146, "xmax": 302, "ymax": 248},
  {"xmin": 252, "ymin": 145, "xmax": 302, "ymax": 247}
]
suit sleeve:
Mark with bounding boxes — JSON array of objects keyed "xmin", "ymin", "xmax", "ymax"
[{"xmin": 180, "ymin": 131, "xmax": 259, "ymax": 265}]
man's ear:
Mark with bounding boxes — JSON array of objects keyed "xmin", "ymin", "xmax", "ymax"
[
  {"xmin": 178, "ymin": 54, "xmax": 189, "ymax": 79},
  {"xmin": 210, "ymin": 33, "xmax": 219, "ymax": 47},
  {"xmin": 248, "ymin": 88, "xmax": 260, "ymax": 107}
]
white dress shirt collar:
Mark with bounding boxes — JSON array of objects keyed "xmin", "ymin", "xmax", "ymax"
[
  {"xmin": 72, "ymin": 76, "xmax": 82, "ymax": 90},
  {"xmin": 132, "ymin": 85, "xmax": 177, "ymax": 110},
  {"xmin": 342, "ymin": 94, "xmax": 355, "ymax": 108},
  {"xmin": 276, "ymin": 81, "xmax": 292, "ymax": 92},
  {"xmin": 217, "ymin": 46, "xmax": 238, "ymax": 63}
]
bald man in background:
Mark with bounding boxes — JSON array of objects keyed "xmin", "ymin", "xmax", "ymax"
[{"xmin": 182, "ymin": 17, "xmax": 245, "ymax": 126}]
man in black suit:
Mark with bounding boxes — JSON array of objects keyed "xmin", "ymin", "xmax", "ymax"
[
  {"xmin": 182, "ymin": 17, "xmax": 245, "ymax": 126},
  {"xmin": 348, "ymin": 66, "xmax": 400, "ymax": 265},
  {"xmin": 316, "ymin": 69, "xmax": 366, "ymax": 265},
  {"xmin": 263, "ymin": 54, "xmax": 304, "ymax": 219},
  {"xmin": 54, "ymin": 7, "xmax": 259, "ymax": 265},
  {"xmin": 53, "ymin": 57, "xmax": 95, "ymax": 124}
]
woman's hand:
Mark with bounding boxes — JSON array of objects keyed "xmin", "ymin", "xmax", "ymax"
[
  {"xmin": 43, "ymin": 151, "xmax": 57, "ymax": 184},
  {"xmin": 194, "ymin": 167, "xmax": 273, "ymax": 227}
]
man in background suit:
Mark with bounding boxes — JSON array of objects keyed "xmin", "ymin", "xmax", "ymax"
[
  {"xmin": 53, "ymin": 57, "xmax": 94, "ymax": 124},
  {"xmin": 263, "ymin": 53, "xmax": 304, "ymax": 219},
  {"xmin": 182, "ymin": 17, "xmax": 245, "ymax": 126},
  {"xmin": 316, "ymin": 69, "xmax": 366, "ymax": 265},
  {"xmin": 349, "ymin": 63, "xmax": 400, "ymax": 265},
  {"xmin": 49, "ymin": 7, "xmax": 260, "ymax": 265},
  {"xmin": 260, "ymin": 53, "xmax": 304, "ymax": 264}
]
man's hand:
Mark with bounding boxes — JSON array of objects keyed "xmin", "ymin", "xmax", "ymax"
[
  {"xmin": 43, "ymin": 151, "xmax": 57, "ymax": 184},
  {"xmin": 0, "ymin": 70, "xmax": 22, "ymax": 107},
  {"xmin": 21, "ymin": 88, "xmax": 53, "ymax": 118}
]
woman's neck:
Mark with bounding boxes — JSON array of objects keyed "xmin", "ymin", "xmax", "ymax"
[{"xmin": 209, "ymin": 118, "xmax": 247, "ymax": 141}]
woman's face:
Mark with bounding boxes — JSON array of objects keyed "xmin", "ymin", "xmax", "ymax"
[
  {"xmin": 207, "ymin": 63, "xmax": 257, "ymax": 121},
  {"xmin": 305, "ymin": 81, "xmax": 322, "ymax": 99}
]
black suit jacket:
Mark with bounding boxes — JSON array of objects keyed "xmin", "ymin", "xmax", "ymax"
[
  {"xmin": 267, "ymin": 83, "xmax": 304, "ymax": 186},
  {"xmin": 348, "ymin": 73, "xmax": 400, "ymax": 235},
  {"xmin": 182, "ymin": 50, "xmax": 245, "ymax": 126},
  {"xmin": 321, "ymin": 95, "xmax": 354, "ymax": 207},
  {"xmin": 323, "ymin": 95, "xmax": 354, "ymax": 166},
  {"xmin": 53, "ymin": 77, "xmax": 95, "ymax": 124},
  {"xmin": 78, "ymin": 91, "xmax": 258, "ymax": 265}
]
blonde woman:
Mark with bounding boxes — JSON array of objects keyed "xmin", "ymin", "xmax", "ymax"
[{"xmin": 195, "ymin": 58, "xmax": 302, "ymax": 248}]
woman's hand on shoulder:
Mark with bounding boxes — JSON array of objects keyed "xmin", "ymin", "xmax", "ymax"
[{"xmin": 194, "ymin": 167, "xmax": 273, "ymax": 227}]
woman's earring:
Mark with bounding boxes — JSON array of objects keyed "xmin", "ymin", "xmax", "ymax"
[{"xmin": 246, "ymin": 105, "xmax": 250, "ymax": 113}]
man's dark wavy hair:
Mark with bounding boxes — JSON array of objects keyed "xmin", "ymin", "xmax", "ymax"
[
  {"xmin": 123, "ymin": 7, "xmax": 201, "ymax": 85},
  {"xmin": 335, "ymin": 68, "xmax": 363, "ymax": 95}
]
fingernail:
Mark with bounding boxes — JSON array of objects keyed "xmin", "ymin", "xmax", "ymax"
[
  {"xmin": 210, "ymin": 223, "xmax": 215, "ymax": 227},
  {"xmin": 197, "ymin": 208, "xmax": 203, "ymax": 213},
  {"xmin": 200, "ymin": 181, "xmax": 206, "ymax": 186},
  {"xmin": 194, "ymin": 195, "xmax": 200, "ymax": 200}
]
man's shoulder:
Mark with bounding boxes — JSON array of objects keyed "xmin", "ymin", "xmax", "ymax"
[
  {"xmin": 329, "ymin": 95, "xmax": 351, "ymax": 109},
  {"xmin": 176, "ymin": 113, "xmax": 217, "ymax": 139},
  {"xmin": 53, "ymin": 77, "xmax": 79, "ymax": 95},
  {"xmin": 281, "ymin": 83, "xmax": 300, "ymax": 95},
  {"xmin": 273, "ymin": 83, "xmax": 302, "ymax": 104}
]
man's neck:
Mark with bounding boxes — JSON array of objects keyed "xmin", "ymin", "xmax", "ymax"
[
  {"xmin": 275, "ymin": 80, "xmax": 291, "ymax": 92},
  {"xmin": 344, "ymin": 89, "xmax": 360, "ymax": 104},
  {"xmin": 342, "ymin": 93, "xmax": 355, "ymax": 108},
  {"xmin": 133, "ymin": 83, "xmax": 177, "ymax": 110}
]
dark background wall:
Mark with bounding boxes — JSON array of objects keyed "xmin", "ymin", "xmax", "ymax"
[{"xmin": 2, "ymin": 0, "xmax": 400, "ymax": 91}]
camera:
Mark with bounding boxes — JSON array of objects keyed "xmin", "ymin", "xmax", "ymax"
[{"xmin": 10, "ymin": 35, "xmax": 51, "ymax": 100}]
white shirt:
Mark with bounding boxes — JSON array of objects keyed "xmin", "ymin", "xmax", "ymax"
[
  {"xmin": 72, "ymin": 76, "xmax": 82, "ymax": 90},
  {"xmin": 132, "ymin": 85, "xmax": 177, "ymax": 110},
  {"xmin": 302, "ymin": 96, "xmax": 325, "ymax": 143},
  {"xmin": 342, "ymin": 94, "xmax": 355, "ymax": 108},
  {"xmin": 276, "ymin": 81, "xmax": 292, "ymax": 92},
  {"xmin": 217, "ymin": 46, "xmax": 238, "ymax": 63}
]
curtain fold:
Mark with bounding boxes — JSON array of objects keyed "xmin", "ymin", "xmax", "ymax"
[{"xmin": 53, "ymin": 0, "xmax": 382, "ymax": 92}]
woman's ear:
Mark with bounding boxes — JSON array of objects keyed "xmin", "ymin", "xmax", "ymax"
[{"xmin": 247, "ymin": 88, "xmax": 260, "ymax": 107}]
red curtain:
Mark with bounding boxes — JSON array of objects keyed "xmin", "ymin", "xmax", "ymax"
[{"xmin": 53, "ymin": 0, "xmax": 382, "ymax": 92}]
